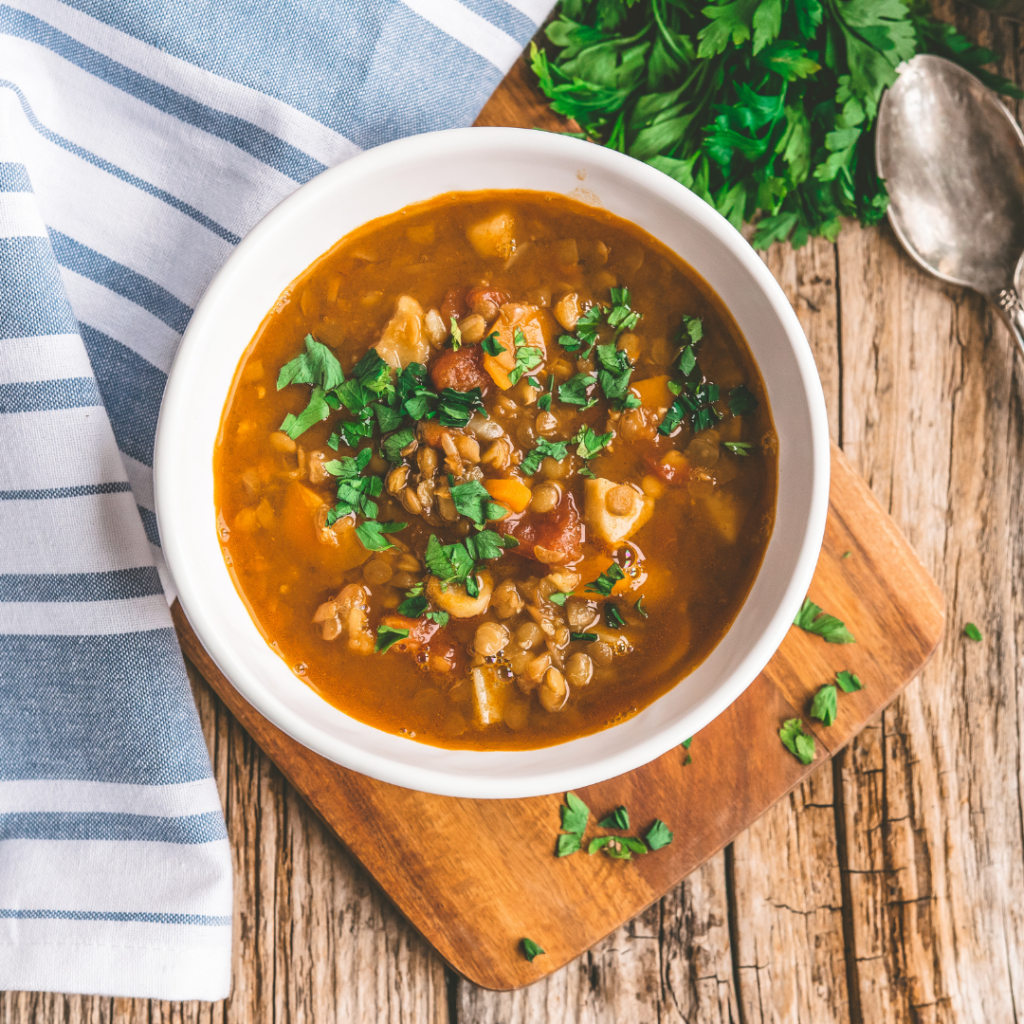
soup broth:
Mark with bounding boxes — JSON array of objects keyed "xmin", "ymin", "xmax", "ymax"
[{"xmin": 214, "ymin": 190, "xmax": 777, "ymax": 750}]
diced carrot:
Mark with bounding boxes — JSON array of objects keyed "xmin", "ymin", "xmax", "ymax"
[
  {"xmin": 282, "ymin": 481, "xmax": 371, "ymax": 574},
  {"xmin": 630, "ymin": 374, "xmax": 675, "ymax": 411},
  {"xmin": 482, "ymin": 351, "xmax": 515, "ymax": 390},
  {"xmin": 484, "ymin": 477, "xmax": 532, "ymax": 513}
]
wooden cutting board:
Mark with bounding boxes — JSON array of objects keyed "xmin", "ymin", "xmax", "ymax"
[{"xmin": 172, "ymin": 442, "xmax": 944, "ymax": 991}]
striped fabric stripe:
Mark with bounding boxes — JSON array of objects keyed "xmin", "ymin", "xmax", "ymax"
[{"xmin": 0, "ymin": 0, "xmax": 550, "ymax": 1001}]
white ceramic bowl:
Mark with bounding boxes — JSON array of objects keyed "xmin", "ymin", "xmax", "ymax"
[{"xmin": 155, "ymin": 127, "xmax": 829, "ymax": 799}]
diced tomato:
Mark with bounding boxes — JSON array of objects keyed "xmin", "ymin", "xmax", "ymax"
[
  {"xmin": 646, "ymin": 447, "xmax": 691, "ymax": 485},
  {"xmin": 429, "ymin": 345, "xmax": 491, "ymax": 393},
  {"xmin": 440, "ymin": 287, "xmax": 467, "ymax": 323},
  {"xmin": 500, "ymin": 491, "xmax": 582, "ymax": 564}
]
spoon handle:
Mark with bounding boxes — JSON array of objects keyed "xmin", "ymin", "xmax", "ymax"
[{"xmin": 995, "ymin": 288, "xmax": 1024, "ymax": 361}]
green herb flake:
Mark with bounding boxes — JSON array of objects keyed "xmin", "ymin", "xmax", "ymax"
[
  {"xmin": 520, "ymin": 438, "xmax": 570, "ymax": 477},
  {"xmin": 508, "ymin": 327, "xmax": 544, "ymax": 386},
  {"xmin": 585, "ymin": 563, "xmax": 626, "ymax": 597},
  {"xmin": 522, "ymin": 938, "xmax": 546, "ymax": 962},
  {"xmin": 645, "ymin": 819, "xmax": 674, "ymax": 851},
  {"xmin": 549, "ymin": 590, "xmax": 573, "ymax": 607},
  {"xmin": 450, "ymin": 479, "xmax": 507, "ymax": 524},
  {"xmin": 779, "ymin": 718, "xmax": 816, "ymax": 765},
  {"xmin": 374, "ymin": 624, "xmax": 410, "ymax": 654},
  {"xmin": 589, "ymin": 835, "xmax": 647, "ymax": 859},
  {"xmin": 793, "ymin": 598, "xmax": 856, "ymax": 644},
  {"xmin": 634, "ymin": 595, "xmax": 648, "ymax": 619},
  {"xmin": 556, "ymin": 832, "xmax": 582, "ymax": 857},
  {"xmin": 682, "ymin": 736, "xmax": 693, "ymax": 766},
  {"xmin": 355, "ymin": 520, "xmax": 406, "ymax": 552},
  {"xmin": 836, "ymin": 670, "xmax": 863, "ymax": 693},
  {"xmin": 599, "ymin": 806, "xmax": 630, "ymax": 829},
  {"xmin": 558, "ymin": 372, "xmax": 598, "ymax": 408},
  {"xmin": 964, "ymin": 622, "xmax": 983, "ymax": 642},
  {"xmin": 570, "ymin": 631, "xmax": 599, "ymax": 642},
  {"xmin": 449, "ymin": 316, "xmax": 462, "ymax": 351},
  {"xmin": 561, "ymin": 790, "xmax": 590, "ymax": 837},
  {"xmin": 481, "ymin": 331, "xmax": 505, "ymax": 357},
  {"xmin": 841, "ymin": 550, "xmax": 852, "ymax": 560},
  {"xmin": 573, "ymin": 425, "xmax": 614, "ymax": 462},
  {"xmin": 604, "ymin": 602, "xmax": 626, "ymax": 629},
  {"xmin": 728, "ymin": 384, "xmax": 759, "ymax": 416},
  {"xmin": 380, "ymin": 427, "xmax": 415, "ymax": 464},
  {"xmin": 810, "ymin": 684, "xmax": 838, "ymax": 727},
  {"xmin": 724, "ymin": 441, "xmax": 755, "ymax": 456}
]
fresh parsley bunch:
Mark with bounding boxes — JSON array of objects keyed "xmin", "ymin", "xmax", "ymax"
[{"xmin": 532, "ymin": 0, "xmax": 1021, "ymax": 247}]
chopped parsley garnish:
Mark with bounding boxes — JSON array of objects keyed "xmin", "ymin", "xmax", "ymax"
[
  {"xmin": 558, "ymin": 372, "xmax": 598, "ymax": 408},
  {"xmin": 570, "ymin": 631, "xmax": 599, "ymax": 642},
  {"xmin": 508, "ymin": 327, "xmax": 544, "ymax": 386},
  {"xmin": 589, "ymin": 835, "xmax": 647, "ymax": 859},
  {"xmin": 380, "ymin": 427, "xmax": 415, "ymax": 464},
  {"xmin": 604, "ymin": 603, "xmax": 625, "ymax": 629},
  {"xmin": 680, "ymin": 315, "xmax": 703, "ymax": 346},
  {"xmin": 520, "ymin": 438, "xmax": 570, "ymax": 476},
  {"xmin": 424, "ymin": 530, "xmax": 516, "ymax": 598},
  {"xmin": 810, "ymin": 684, "xmax": 837, "ymax": 727},
  {"xmin": 595, "ymin": 343, "xmax": 640, "ymax": 410},
  {"xmin": 449, "ymin": 480, "xmax": 508, "ymax": 524},
  {"xmin": 481, "ymin": 331, "xmax": 505, "ymax": 356},
  {"xmin": 573, "ymin": 425, "xmax": 613, "ymax": 461},
  {"xmin": 599, "ymin": 806, "xmax": 630, "ymax": 829},
  {"xmin": 398, "ymin": 593, "xmax": 428, "ymax": 617},
  {"xmin": 841, "ymin": 550, "xmax": 852, "ymax": 560},
  {"xmin": 560, "ymin": 304, "xmax": 603, "ymax": 355},
  {"xmin": 607, "ymin": 287, "xmax": 641, "ymax": 334},
  {"xmin": 779, "ymin": 718, "xmax": 816, "ymax": 765},
  {"xmin": 354, "ymin": 520, "xmax": 406, "ymax": 552},
  {"xmin": 585, "ymin": 563, "xmax": 625, "ymax": 597},
  {"xmin": 963, "ymin": 622, "xmax": 983, "ymax": 642},
  {"xmin": 644, "ymin": 819, "xmax": 674, "ymax": 851},
  {"xmin": 449, "ymin": 316, "xmax": 462, "ymax": 351},
  {"xmin": 659, "ymin": 379, "xmax": 721, "ymax": 435},
  {"xmin": 436, "ymin": 386, "xmax": 486, "ymax": 428},
  {"xmin": 793, "ymin": 599, "xmax": 856, "ymax": 644},
  {"xmin": 682, "ymin": 736, "xmax": 693, "ymax": 766},
  {"xmin": 277, "ymin": 336, "xmax": 349, "ymax": 438},
  {"xmin": 537, "ymin": 371, "xmax": 555, "ymax": 412},
  {"xmin": 374, "ymin": 623, "xmax": 409, "ymax": 654},
  {"xmin": 277, "ymin": 333, "xmax": 345, "ymax": 392},
  {"xmin": 723, "ymin": 441, "xmax": 754, "ymax": 456},
  {"xmin": 634, "ymin": 595, "xmax": 648, "ymax": 619},
  {"xmin": 728, "ymin": 384, "xmax": 759, "ymax": 416},
  {"xmin": 323, "ymin": 448, "xmax": 383, "ymax": 523},
  {"xmin": 549, "ymin": 590, "xmax": 572, "ymax": 607},
  {"xmin": 522, "ymin": 938, "xmax": 546, "ymax": 962},
  {"xmin": 836, "ymin": 670, "xmax": 863, "ymax": 693}
]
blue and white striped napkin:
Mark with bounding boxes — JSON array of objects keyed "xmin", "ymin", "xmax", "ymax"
[{"xmin": 0, "ymin": 0, "xmax": 552, "ymax": 1000}]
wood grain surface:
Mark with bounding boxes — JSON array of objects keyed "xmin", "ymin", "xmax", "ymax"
[
  {"xmin": 5, "ymin": 1, "xmax": 1024, "ymax": 1020},
  {"xmin": 164, "ymin": 429, "xmax": 943, "ymax": 990}
]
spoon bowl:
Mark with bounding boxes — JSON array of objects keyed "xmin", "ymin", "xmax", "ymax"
[{"xmin": 877, "ymin": 54, "xmax": 1024, "ymax": 353}]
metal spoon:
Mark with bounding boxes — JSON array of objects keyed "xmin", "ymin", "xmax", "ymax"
[{"xmin": 876, "ymin": 53, "xmax": 1024, "ymax": 358}]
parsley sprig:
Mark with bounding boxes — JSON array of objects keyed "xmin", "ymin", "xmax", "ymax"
[
  {"xmin": 531, "ymin": 0, "xmax": 1021, "ymax": 249},
  {"xmin": 793, "ymin": 598, "xmax": 856, "ymax": 644},
  {"xmin": 556, "ymin": 792, "xmax": 674, "ymax": 860}
]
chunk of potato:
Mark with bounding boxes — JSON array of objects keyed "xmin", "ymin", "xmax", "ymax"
[
  {"xmin": 482, "ymin": 303, "xmax": 549, "ymax": 390},
  {"xmin": 584, "ymin": 478, "xmax": 654, "ymax": 545},
  {"xmin": 471, "ymin": 664, "xmax": 512, "ymax": 726},
  {"xmin": 282, "ymin": 481, "xmax": 371, "ymax": 574},
  {"xmin": 427, "ymin": 571, "xmax": 493, "ymax": 618},
  {"xmin": 701, "ymin": 489, "xmax": 740, "ymax": 543},
  {"xmin": 466, "ymin": 211, "xmax": 516, "ymax": 259},
  {"xmin": 374, "ymin": 295, "xmax": 430, "ymax": 369}
]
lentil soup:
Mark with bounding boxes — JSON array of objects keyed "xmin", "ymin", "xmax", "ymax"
[{"xmin": 214, "ymin": 190, "xmax": 777, "ymax": 750}]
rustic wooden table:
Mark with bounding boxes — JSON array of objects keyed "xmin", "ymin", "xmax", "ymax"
[{"xmin": 7, "ymin": 3, "xmax": 1024, "ymax": 1020}]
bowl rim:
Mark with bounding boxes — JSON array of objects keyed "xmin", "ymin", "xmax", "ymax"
[{"xmin": 155, "ymin": 126, "xmax": 830, "ymax": 798}]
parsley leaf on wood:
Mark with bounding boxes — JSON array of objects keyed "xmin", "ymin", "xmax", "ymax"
[
  {"xmin": 531, "ymin": 0, "xmax": 1019, "ymax": 249},
  {"xmin": 793, "ymin": 598, "xmax": 856, "ymax": 643},
  {"xmin": 557, "ymin": 832, "xmax": 583, "ymax": 856},
  {"xmin": 522, "ymin": 938, "xmax": 546, "ymax": 962},
  {"xmin": 810, "ymin": 683, "xmax": 837, "ymax": 726},
  {"xmin": 561, "ymin": 791, "xmax": 590, "ymax": 835},
  {"xmin": 599, "ymin": 806, "xmax": 630, "ymax": 829},
  {"xmin": 963, "ymin": 622, "xmax": 982, "ymax": 642},
  {"xmin": 644, "ymin": 819, "xmax": 674, "ymax": 850},
  {"xmin": 589, "ymin": 835, "xmax": 647, "ymax": 859},
  {"xmin": 682, "ymin": 736, "xmax": 693, "ymax": 766},
  {"xmin": 779, "ymin": 717, "xmax": 816, "ymax": 764},
  {"xmin": 836, "ymin": 670, "xmax": 863, "ymax": 693}
]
